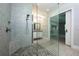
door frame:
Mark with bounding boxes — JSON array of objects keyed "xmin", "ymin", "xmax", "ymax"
[
  {"xmin": 61, "ymin": 9, "xmax": 74, "ymax": 47},
  {"xmin": 49, "ymin": 8, "xmax": 74, "ymax": 47},
  {"xmin": 65, "ymin": 10, "xmax": 72, "ymax": 46}
]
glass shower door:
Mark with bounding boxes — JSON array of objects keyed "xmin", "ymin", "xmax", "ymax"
[
  {"xmin": 50, "ymin": 15, "xmax": 59, "ymax": 56},
  {"xmin": 10, "ymin": 3, "xmax": 33, "ymax": 56},
  {"xmin": 36, "ymin": 3, "xmax": 59, "ymax": 56}
]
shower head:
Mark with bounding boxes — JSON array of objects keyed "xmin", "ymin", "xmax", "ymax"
[{"xmin": 26, "ymin": 14, "xmax": 30, "ymax": 20}]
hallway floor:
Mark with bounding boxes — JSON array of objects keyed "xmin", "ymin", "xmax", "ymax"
[
  {"xmin": 12, "ymin": 39, "xmax": 79, "ymax": 56},
  {"xmin": 37, "ymin": 39, "xmax": 79, "ymax": 56}
]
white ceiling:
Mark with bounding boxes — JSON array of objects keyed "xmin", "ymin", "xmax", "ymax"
[{"xmin": 37, "ymin": 3, "xmax": 58, "ymax": 13}]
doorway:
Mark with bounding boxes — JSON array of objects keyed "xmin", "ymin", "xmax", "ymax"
[
  {"xmin": 59, "ymin": 13, "xmax": 66, "ymax": 44},
  {"xmin": 59, "ymin": 10, "xmax": 72, "ymax": 46}
]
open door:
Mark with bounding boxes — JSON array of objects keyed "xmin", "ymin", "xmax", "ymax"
[{"xmin": 65, "ymin": 10, "xmax": 72, "ymax": 46}]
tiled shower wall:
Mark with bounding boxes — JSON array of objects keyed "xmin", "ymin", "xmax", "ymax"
[{"xmin": 9, "ymin": 3, "xmax": 32, "ymax": 55}]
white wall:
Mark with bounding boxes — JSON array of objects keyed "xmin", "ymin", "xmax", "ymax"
[
  {"xmin": 49, "ymin": 3, "xmax": 79, "ymax": 49},
  {"xmin": 9, "ymin": 3, "xmax": 32, "ymax": 54},
  {"xmin": 73, "ymin": 5, "xmax": 79, "ymax": 47}
]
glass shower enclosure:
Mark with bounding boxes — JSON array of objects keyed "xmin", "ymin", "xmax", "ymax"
[{"xmin": 35, "ymin": 3, "xmax": 59, "ymax": 56}]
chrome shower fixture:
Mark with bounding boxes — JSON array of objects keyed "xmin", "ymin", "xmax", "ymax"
[{"xmin": 26, "ymin": 14, "xmax": 30, "ymax": 20}]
